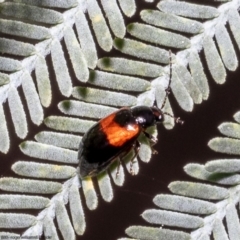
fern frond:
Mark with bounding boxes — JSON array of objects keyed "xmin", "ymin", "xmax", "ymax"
[{"xmin": 121, "ymin": 109, "xmax": 240, "ymax": 240}]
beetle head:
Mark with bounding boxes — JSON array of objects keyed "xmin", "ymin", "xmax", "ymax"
[{"xmin": 131, "ymin": 106, "xmax": 164, "ymax": 129}]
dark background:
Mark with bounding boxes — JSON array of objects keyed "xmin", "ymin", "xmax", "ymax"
[{"xmin": 0, "ymin": 0, "xmax": 240, "ymax": 239}]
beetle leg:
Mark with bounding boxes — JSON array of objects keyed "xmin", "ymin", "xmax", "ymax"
[
  {"xmin": 116, "ymin": 158, "xmax": 123, "ymax": 178},
  {"xmin": 143, "ymin": 131, "xmax": 157, "ymax": 143},
  {"xmin": 151, "ymin": 148, "xmax": 158, "ymax": 155},
  {"xmin": 160, "ymin": 50, "xmax": 172, "ymax": 110},
  {"xmin": 143, "ymin": 131, "xmax": 158, "ymax": 154},
  {"xmin": 129, "ymin": 140, "xmax": 141, "ymax": 175},
  {"xmin": 115, "ymin": 141, "xmax": 141, "ymax": 178}
]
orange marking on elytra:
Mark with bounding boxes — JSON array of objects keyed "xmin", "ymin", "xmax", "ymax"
[{"xmin": 100, "ymin": 113, "xmax": 140, "ymax": 147}]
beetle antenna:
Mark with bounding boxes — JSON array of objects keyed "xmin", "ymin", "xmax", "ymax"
[
  {"xmin": 160, "ymin": 50, "xmax": 172, "ymax": 110},
  {"xmin": 163, "ymin": 112, "xmax": 184, "ymax": 125}
]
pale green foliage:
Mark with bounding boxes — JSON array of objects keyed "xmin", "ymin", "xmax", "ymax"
[
  {"xmin": 141, "ymin": 10, "xmax": 204, "ymax": 34},
  {"xmin": 169, "ymin": 71, "xmax": 194, "ymax": 111},
  {"xmin": 206, "ymin": 159, "xmax": 240, "ymax": 173},
  {"xmin": 125, "ymin": 226, "xmax": 191, "ymax": 240},
  {"xmin": 82, "ymin": 178, "xmax": 98, "ymax": 210},
  {"xmin": 0, "ymin": 177, "xmax": 62, "ymax": 194},
  {"xmin": 97, "ymin": 173, "xmax": 114, "ymax": 202},
  {"xmin": 0, "ymin": 0, "xmax": 240, "ymax": 239},
  {"xmin": 215, "ymin": 23, "xmax": 237, "ymax": 71},
  {"xmin": 8, "ymin": 86, "xmax": 27, "ymax": 138},
  {"xmin": 0, "ymin": 195, "xmax": 50, "ymax": 209},
  {"xmin": 35, "ymin": 131, "xmax": 81, "ymax": 149},
  {"xmin": 0, "ymin": 213, "xmax": 36, "ymax": 228},
  {"xmin": 203, "ymin": 36, "xmax": 226, "ymax": 84},
  {"xmin": 69, "ymin": 184, "xmax": 86, "ymax": 235},
  {"xmin": 0, "ymin": 232, "xmax": 20, "ymax": 238},
  {"xmin": 209, "ymin": 137, "xmax": 240, "ymax": 155},
  {"xmin": 64, "ymin": 26, "xmax": 89, "ymax": 82},
  {"xmin": 75, "ymin": 9, "xmax": 98, "ymax": 69},
  {"xmin": 0, "ymin": 3, "xmax": 63, "ymax": 24},
  {"xmin": 88, "ymin": 70, "xmax": 151, "ymax": 91},
  {"xmin": 127, "ymin": 23, "xmax": 191, "ymax": 49},
  {"xmin": 19, "ymin": 141, "xmax": 78, "ymax": 163},
  {"xmin": 97, "ymin": 57, "xmax": 163, "ymax": 77},
  {"xmin": 188, "ymin": 51, "xmax": 209, "ymax": 100},
  {"xmin": 158, "ymin": 1, "xmax": 219, "ymax": 19},
  {"xmin": 0, "ymin": 73, "xmax": 10, "ymax": 85},
  {"xmin": 208, "ymin": 110, "xmax": 240, "ymax": 155},
  {"xmin": 138, "ymin": 133, "xmax": 152, "ymax": 163},
  {"xmin": 101, "ymin": 0, "xmax": 126, "ymax": 38},
  {"xmin": 58, "ymin": 100, "xmax": 117, "ymax": 119},
  {"xmin": 124, "ymin": 150, "xmax": 140, "ymax": 175},
  {"xmin": 110, "ymin": 160, "xmax": 125, "ymax": 186},
  {"xmin": 142, "ymin": 209, "xmax": 204, "ymax": 228},
  {"xmin": 55, "ymin": 200, "xmax": 75, "ymax": 240},
  {"xmin": 0, "ymin": 57, "xmax": 21, "ymax": 72},
  {"xmin": 51, "ymin": 39, "xmax": 72, "ymax": 97},
  {"xmin": 113, "ymin": 38, "xmax": 170, "ymax": 64},
  {"xmin": 87, "ymin": 0, "xmax": 112, "ymax": 51},
  {"xmin": 118, "ymin": 0, "xmax": 136, "ymax": 17},
  {"xmin": 185, "ymin": 163, "xmax": 240, "ymax": 185},
  {"xmin": 0, "ymin": 19, "xmax": 51, "ymax": 39},
  {"xmin": 174, "ymin": 64, "xmax": 202, "ymax": 104},
  {"xmin": 218, "ymin": 122, "xmax": 240, "ymax": 138},
  {"xmin": 72, "ymin": 87, "xmax": 137, "ymax": 106},
  {"xmin": 12, "ymin": 161, "xmax": 76, "ymax": 179},
  {"xmin": 212, "ymin": 218, "xmax": 229, "ymax": 240},
  {"xmin": 22, "ymin": 71, "xmax": 43, "ymax": 125},
  {"xmin": 44, "ymin": 116, "xmax": 95, "ymax": 133},
  {"xmin": 0, "ymin": 104, "xmax": 9, "ymax": 153},
  {"xmin": 0, "ymin": 38, "xmax": 35, "ymax": 56},
  {"xmin": 153, "ymin": 195, "xmax": 217, "ymax": 214},
  {"xmin": 35, "ymin": 56, "xmax": 52, "ymax": 107},
  {"xmin": 169, "ymin": 181, "xmax": 229, "ymax": 200},
  {"xmin": 226, "ymin": 204, "xmax": 240, "ymax": 239},
  {"xmin": 43, "ymin": 215, "xmax": 59, "ymax": 240},
  {"xmin": 228, "ymin": 8, "xmax": 240, "ymax": 52},
  {"xmin": 11, "ymin": 0, "xmax": 78, "ymax": 8}
]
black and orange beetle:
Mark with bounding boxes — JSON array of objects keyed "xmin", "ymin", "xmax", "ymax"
[{"xmin": 78, "ymin": 52, "xmax": 183, "ymax": 179}]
